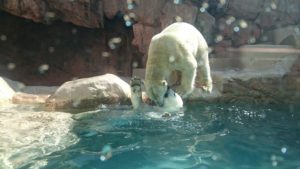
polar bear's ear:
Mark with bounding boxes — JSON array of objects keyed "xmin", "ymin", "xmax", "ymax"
[{"xmin": 160, "ymin": 80, "xmax": 168, "ymax": 86}]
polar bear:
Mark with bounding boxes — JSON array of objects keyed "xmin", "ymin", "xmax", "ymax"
[
  {"xmin": 130, "ymin": 77, "xmax": 183, "ymax": 113},
  {"xmin": 145, "ymin": 22, "xmax": 212, "ymax": 106}
]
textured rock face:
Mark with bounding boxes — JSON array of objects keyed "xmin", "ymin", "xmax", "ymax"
[
  {"xmin": 45, "ymin": 74, "xmax": 131, "ymax": 111},
  {"xmin": 0, "ymin": 0, "xmax": 104, "ymax": 28}
]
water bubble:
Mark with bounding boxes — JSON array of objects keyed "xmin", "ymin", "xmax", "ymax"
[
  {"xmin": 127, "ymin": 4, "xmax": 134, "ymax": 10},
  {"xmin": 124, "ymin": 14, "xmax": 130, "ymax": 21},
  {"xmin": 265, "ymin": 7, "xmax": 271, "ymax": 12},
  {"xmin": 261, "ymin": 35, "xmax": 269, "ymax": 42},
  {"xmin": 125, "ymin": 20, "xmax": 133, "ymax": 27},
  {"xmin": 248, "ymin": 37, "xmax": 256, "ymax": 44},
  {"xmin": 219, "ymin": 0, "xmax": 227, "ymax": 6},
  {"xmin": 281, "ymin": 147, "xmax": 287, "ymax": 154},
  {"xmin": 211, "ymin": 154, "xmax": 218, "ymax": 161},
  {"xmin": 108, "ymin": 37, "xmax": 122, "ymax": 49},
  {"xmin": 132, "ymin": 61, "xmax": 138, "ymax": 68},
  {"xmin": 249, "ymin": 134, "xmax": 255, "ymax": 140},
  {"xmin": 199, "ymin": 7, "xmax": 206, "ymax": 12},
  {"xmin": 173, "ymin": 0, "xmax": 182, "ymax": 4},
  {"xmin": 71, "ymin": 28, "xmax": 78, "ymax": 35},
  {"xmin": 272, "ymin": 160, "xmax": 278, "ymax": 167},
  {"xmin": 214, "ymin": 35, "xmax": 223, "ymax": 43},
  {"xmin": 38, "ymin": 64, "xmax": 49, "ymax": 74},
  {"xmin": 270, "ymin": 2, "xmax": 277, "ymax": 10},
  {"xmin": 102, "ymin": 51, "xmax": 110, "ymax": 57},
  {"xmin": 169, "ymin": 55, "xmax": 175, "ymax": 63},
  {"xmin": 46, "ymin": 11, "xmax": 56, "ymax": 18},
  {"xmin": 100, "ymin": 145, "xmax": 112, "ymax": 161},
  {"xmin": 128, "ymin": 12, "xmax": 137, "ymax": 20},
  {"xmin": 7, "ymin": 63, "xmax": 16, "ymax": 70},
  {"xmin": 226, "ymin": 16, "xmax": 235, "ymax": 25},
  {"xmin": 233, "ymin": 26, "xmax": 240, "ymax": 32},
  {"xmin": 294, "ymin": 27, "xmax": 300, "ymax": 34},
  {"xmin": 48, "ymin": 46, "xmax": 55, "ymax": 53},
  {"xmin": 202, "ymin": 2, "xmax": 209, "ymax": 9},
  {"xmin": 239, "ymin": 20, "xmax": 248, "ymax": 28},
  {"xmin": 17, "ymin": 82, "xmax": 26, "ymax": 90},
  {"xmin": 72, "ymin": 100, "xmax": 81, "ymax": 108},
  {"xmin": 0, "ymin": 34, "xmax": 7, "ymax": 41},
  {"xmin": 175, "ymin": 16, "xmax": 183, "ymax": 22}
]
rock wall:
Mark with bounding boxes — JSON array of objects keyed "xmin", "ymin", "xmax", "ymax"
[{"xmin": 0, "ymin": 0, "xmax": 299, "ymax": 104}]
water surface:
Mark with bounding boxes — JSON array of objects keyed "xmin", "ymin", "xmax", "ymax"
[{"xmin": 1, "ymin": 103, "xmax": 300, "ymax": 169}]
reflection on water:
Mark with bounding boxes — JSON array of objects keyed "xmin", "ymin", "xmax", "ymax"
[
  {"xmin": 0, "ymin": 103, "xmax": 300, "ymax": 169},
  {"xmin": 0, "ymin": 104, "xmax": 79, "ymax": 169}
]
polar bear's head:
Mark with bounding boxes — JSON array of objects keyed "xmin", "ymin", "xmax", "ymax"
[{"xmin": 145, "ymin": 80, "xmax": 168, "ymax": 106}]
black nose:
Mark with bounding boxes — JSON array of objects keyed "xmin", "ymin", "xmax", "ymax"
[{"xmin": 164, "ymin": 86, "xmax": 171, "ymax": 98}]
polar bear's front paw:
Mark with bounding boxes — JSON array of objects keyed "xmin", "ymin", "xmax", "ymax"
[{"xmin": 200, "ymin": 81, "xmax": 213, "ymax": 93}]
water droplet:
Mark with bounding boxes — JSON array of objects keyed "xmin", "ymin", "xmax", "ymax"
[
  {"xmin": 72, "ymin": 100, "xmax": 81, "ymax": 108},
  {"xmin": 100, "ymin": 145, "xmax": 112, "ymax": 161},
  {"xmin": 7, "ymin": 63, "xmax": 16, "ymax": 70},
  {"xmin": 271, "ymin": 155, "xmax": 277, "ymax": 161},
  {"xmin": 199, "ymin": 7, "xmax": 206, "ymax": 12},
  {"xmin": 102, "ymin": 51, "xmax": 110, "ymax": 57},
  {"xmin": 38, "ymin": 64, "xmax": 49, "ymax": 74},
  {"xmin": 132, "ymin": 61, "xmax": 138, "ymax": 68},
  {"xmin": 127, "ymin": 4, "xmax": 134, "ymax": 10},
  {"xmin": 199, "ymin": 2, "xmax": 209, "ymax": 12},
  {"xmin": 173, "ymin": 0, "xmax": 181, "ymax": 4},
  {"xmin": 108, "ymin": 37, "xmax": 122, "ymax": 49},
  {"xmin": 129, "ymin": 12, "xmax": 137, "ymax": 20},
  {"xmin": 233, "ymin": 26, "xmax": 240, "ymax": 32},
  {"xmin": 211, "ymin": 154, "xmax": 218, "ymax": 160},
  {"xmin": 202, "ymin": 2, "xmax": 209, "ymax": 9},
  {"xmin": 270, "ymin": 2, "xmax": 277, "ymax": 10},
  {"xmin": 175, "ymin": 16, "xmax": 183, "ymax": 22},
  {"xmin": 272, "ymin": 160, "xmax": 278, "ymax": 167},
  {"xmin": 123, "ymin": 14, "xmax": 130, "ymax": 21},
  {"xmin": 265, "ymin": 7, "xmax": 271, "ymax": 12},
  {"xmin": 294, "ymin": 27, "xmax": 300, "ymax": 34},
  {"xmin": 248, "ymin": 37, "xmax": 256, "ymax": 44},
  {"xmin": 215, "ymin": 35, "xmax": 223, "ymax": 43},
  {"xmin": 17, "ymin": 82, "xmax": 25, "ymax": 90},
  {"xmin": 239, "ymin": 20, "xmax": 248, "ymax": 28},
  {"xmin": 71, "ymin": 28, "xmax": 78, "ymax": 35},
  {"xmin": 226, "ymin": 16, "xmax": 235, "ymax": 25},
  {"xmin": 46, "ymin": 11, "xmax": 56, "ymax": 18},
  {"xmin": 0, "ymin": 34, "xmax": 7, "ymax": 41},
  {"xmin": 169, "ymin": 55, "xmax": 175, "ymax": 63},
  {"xmin": 219, "ymin": 0, "xmax": 227, "ymax": 6},
  {"xmin": 249, "ymin": 135, "xmax": 255, "ymax": 140},
  {"xmin": 48, "ymin": 46, "xmax": 55, "ymax": 53},
  {"xmin": 281, "ymin": 147, "xmax": 287, "ymax": 154},
  {"xmin": 125, "ymin": 20, "xmax": 133, "ymax": 27}
]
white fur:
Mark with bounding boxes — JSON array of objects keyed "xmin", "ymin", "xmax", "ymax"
[{"xmin": 145, "ymin": 22, "xmax": 213, "ymax": 106}]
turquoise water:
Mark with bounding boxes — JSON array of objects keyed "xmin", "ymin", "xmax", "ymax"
[{"xmin": 18, "ymin": 103, "xmax": 300, "ymax": 169}]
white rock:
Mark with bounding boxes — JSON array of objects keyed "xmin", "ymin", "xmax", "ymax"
[
  {"xmin": 46, "ymin": 74, "xmax": 131, "ymax": 110},
  {"xmin": 0, "ymin": 77, "xmax": 15, "ymax": 105}
]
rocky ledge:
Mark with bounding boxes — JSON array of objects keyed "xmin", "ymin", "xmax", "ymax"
[{"xmin": 1, "ymin": 44, "xmax": 299, "ymax": 112}]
